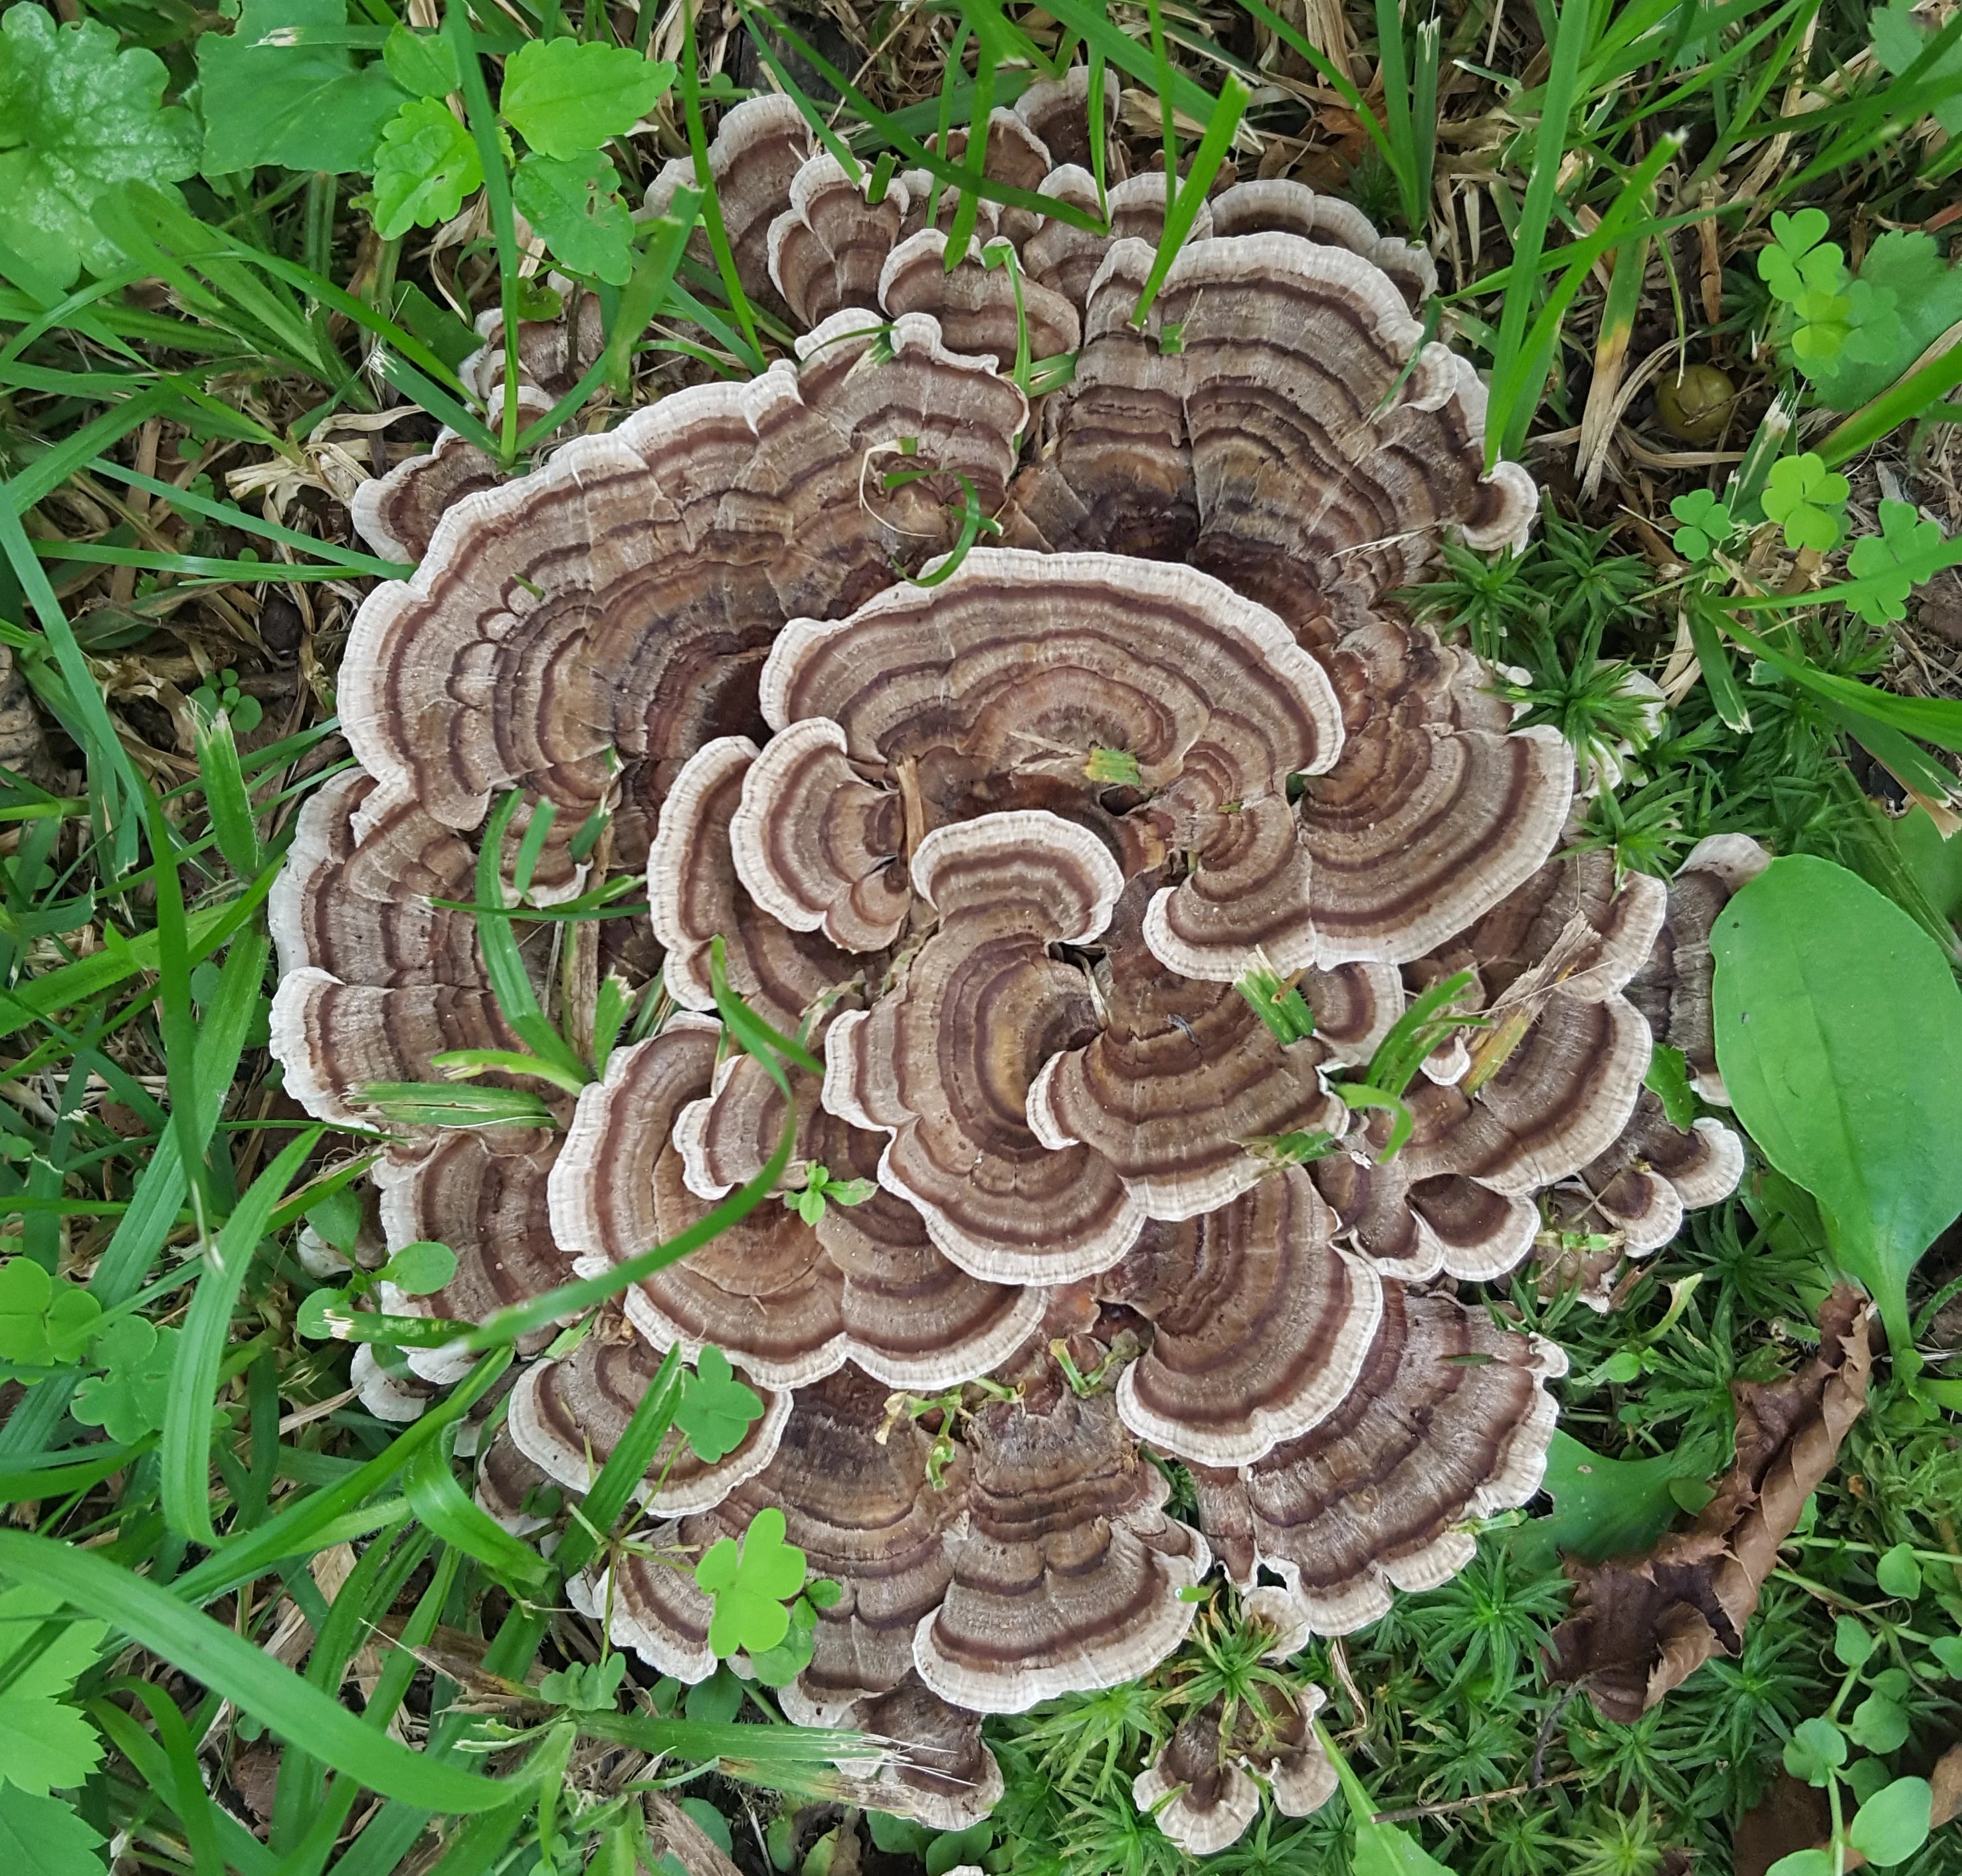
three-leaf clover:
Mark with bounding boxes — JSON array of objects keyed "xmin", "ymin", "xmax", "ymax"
[
  {"xmin": 0, "ymin": 1586, "xmax": 108, "ymax": 1798},
  {"xmin": 781, "ymin": 1163, "xmax": 878, "ymax": 1228},
  {"xmin": 1669, "ymin": 488, "xmax": 1735, "ymax": 562},
  {"xmin": 0, "ymin": 7, "xmax": 199, "ymax": 289},
  {"xmin": 1846, "ymin": 500, "xmax": 1945, "ymax": 626},
  {"xmin": 498, "ymin": 39, "xmax": 674, "ymax": 159},
  {"xmin": 512, "ymin": 151, "xmax": 636, "ymax": 286},
  {"xmin": 674, "ymin": 1345, "xmax": 765, "ymax": 1463},
  {"xmin": 1762, "ymin": 453, "xmax": 1850, "ymax": 553},
  {"xmin": 694, "ymin": 1507, "xmax": 808, "ymax": 1659},
  {"xmin": 371, "ymin": 99, "xmax": 484, "ymax": 240},
  {"xmin": 1758, "ymin": 209, "xmax": 1847, "ymax": 306},
  {"xmin": 0, "ymin": 1260, "xmax": 100, "ymax": 1368},
  {"xmin": 71, "ymin": 1317, "xmax": 179, "ymax": 1443}
]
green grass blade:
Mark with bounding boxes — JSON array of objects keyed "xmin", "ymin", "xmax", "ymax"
[
  {"xmin": 553, "ymin": 1344, "xmax": 682, "ymax": 1576},
  {"xmin": 1131, "ymin": 73, "xmax": 1250, "ymax": 324},
  {"xmin": 405, "ymin": 1435, "xmax": 555, "ymax": 1592},
  {"xmin": 0, "ymin": 1531, "xmax": 521, "ymax": 1810},
  {"xmin": 163, "ymin": 1128, "xmax": 324, "ymax": 1544}
]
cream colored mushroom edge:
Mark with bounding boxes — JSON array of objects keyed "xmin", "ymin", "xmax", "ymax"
[{"xmin": 269, "ymin": 74, "xmax": 1758, "ymax": 1853}]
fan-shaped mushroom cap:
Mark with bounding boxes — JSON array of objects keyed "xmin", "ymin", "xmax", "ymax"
[
  {"xmin": 1013, "ymin": 62, "xmax": 1117, "ymax": 171},
  {"xmin": 1133, "ymin": 1707, "xmax": 1262, "ymax": 1855},
  {"xmin": 1192, "ymin": 1285, "xmax": 1565, "ymax": 1633},
  {"xmin": 351, "ymin": 432, "xmax": 504, "ymax": 565},
  {"xmin": 269, "ymin": 770, "xmax": 482, "ymax": 989},
  {"xmin": 1098, "ymin": 1169, "xmax": 1383, "ymax": 1467},
  {"xmin": 1292, "ymin": 622, "xmax": 1576, "ymax": 965},
  {"xmin": 373, "ymin": 1133, "xmax": 565, "ymax": 1381},
  {"xmin": 1028, "ymin": 881, "xmax": 1345, "ymax": 1220},
  {"xmin": 838, "ymin": 1673, "xmax": 1006, "ymax": 1831},
  {"xmin": 508, "ymin": 1329, "xmax": 792, "ymax": 1514},
  {"xmin": 644, "ymin": 93, "xmax": 814, "ymax": 315},
  {"xmin": 913, "ymin": 1386, "xmax": 1209, "ymax": 1711},
  {"xmin": 340, "ymin": 314, "xmax": 1025, "ymax": 834},
  {"xmin": 648, "ymin": 733, "xmax": 872, "ymax": 1030},
  {"xmin": 1310, "ymin": 1149, "xmax": 1539, "ymax": 1283},
  {"xmin": 599, "ymin": 1366, "xmax": 971, "ymax": 1705},
  {"xmin": 824, "ymin": 811, "xmax": 1144, "ymax": 1283},
  {"xmin": 1211, "ymin": 177, "xmax": 1437, "ymax": 308},
  {"xmin": 768, "ymin": 153, "xmax": 910, "ymax": 329},
  {"xmin": 728, "ymin": 717, "xmax": 909, "ymax": 953},
  {"xmin": 1624, "ymin": 832, "xmax": 1771, "ymax": 1103},
  {"xmin": 1571, "ymin": 1095, "xmax": 1746, "ymax": 1257},
  {"xmin": 880, "ymin": 227, "xmax": 1082, "ymax": 364},
  {"xmin": 1007, "ymin": 234, "xmax": 1536, "ymax": 596},
  {"xmin": 549, "ymin": 1015, "xmax": 722, "ymax": 1275},
  {"xmin": 473, "ymin": 1428, "xmax": 555, "ymax": 1534}
]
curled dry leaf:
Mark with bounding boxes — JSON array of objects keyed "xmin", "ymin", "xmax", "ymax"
[{"xmin": 1545, "ymin": 1285, "xmax": 1874, "ymax": 1721}]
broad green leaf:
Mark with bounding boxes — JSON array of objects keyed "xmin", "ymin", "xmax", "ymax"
[
  {"xmin": 1785, "ymin": 1716, "xmax": 1848, "ymax": 1786},
  {"xmin": 1848, "ymin": 1776, "xmax": 1933, "ymax": 1865},
  {"xmin": 0, "ymin": 7, "xmax": 198, "ymax": 288},
  {"xmin": 0, "ymin": 1693, "xmax": 102, "ymax": 1798},
  {"xmin": 71, "ymin": 1318, "xmax": 178, "ymax": 1444},
  {"xmin": 371, "ymin": 98, "xmax": 484, "ymax": 240},
  {"xmin": 197, "ymin": 0, "xmax": 408, "ymax": 175},
  {"xmin": 674, "ymin": 1347, "xmax": 765, "ymax": 1464},
  {"xmin": 0, "ymin": 1588, "xmax": 108, "ymax": 1697},
  {"xmin": 383, "ymin": 25, "xmax": 462, "ymax": 102},
  {"xmin": 0, "ymin": 1260, "xmax": 100, "ymax": 1367},
  {"xmin": 0, "ymin": 1788, "xmax": 103, "ymax": 1875},
  {"xmin": 1810, "ymin": 232, "xmax": 1962, "ymax": 411},
  {"xmin": 382, "ymin": 1240, "xmax": 458, "ymax": 1296},
  {"xmin": 1318, "ymin": 1721, "xmax": 1458, "ymax": 1876},
  {"xmin": 1712, "ymin": 855, "xmax": 1962, "ymax": 1362},
  {"xmin": 1834, "ymin": 1615, "xmax": 1876, "ymax": 1667},
  {"xmin": 696, "ymin": 1507, "xmax": 807, "ymax": 1657},
  {"xmin": 1930, "ymin": 1635, "xmax": 1962, "ymax": 1677},
  {"xmin": 499, "ymin": 39, "xmax": 673, "ymax": 159},
  {"xmin": 1892, "ymin": 808, "xmax": 1962, "ymax": 923},
  {"xmin": 1876, "ymin": 1542, "xmax": 1923, "ymax": 1599},
  {"xmin": 1848, "ymin": 1691, "xmax": 1910, "ymax": 1754},
  {"xmin": 1765, "ymin": 1853, "xmax": 1834, "ymax": 1876},
  {"xmin": 512, "ymin": 151, "xmax": 634, "ymax": 285},
  {"xmin": 1510, "ymin": 1430, "xmax": 1712, "ymax": 1565}
]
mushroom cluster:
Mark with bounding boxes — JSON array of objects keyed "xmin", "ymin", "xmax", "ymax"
[{"xmin": 271, "ymin": 75, "xmax": 1751, "ymax": 1841}]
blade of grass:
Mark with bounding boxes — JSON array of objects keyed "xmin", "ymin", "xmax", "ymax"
[
  {"xmin": 162, "ymin": 1128, "xmax": 324, "ymax": 1544},
  {"xmin": 1131, "ymin": 73, "xmax": 1250, "ymax": 324},
  {"xmin": 0, "ymin": 1531, "xmax": 524, "ymax": 1810},
  {"xmin": 405, "ymin": 1432, "xmax": 555, "ymax": 1592}
]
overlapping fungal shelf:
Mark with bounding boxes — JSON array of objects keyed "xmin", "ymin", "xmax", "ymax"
[{"xmin": 270, "ymin": 72, "xmax": 1755, "ymax": 1845}]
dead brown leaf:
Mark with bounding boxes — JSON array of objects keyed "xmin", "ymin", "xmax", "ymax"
[{"xmin": 1546, "ymin": 1286, "xmax": 1873, "ymax": 1721}]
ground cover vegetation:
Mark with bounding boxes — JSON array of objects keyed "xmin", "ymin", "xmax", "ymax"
[{"xmin": 0, "ymin": 0, "xmax": 1959, "ymax": 1870}]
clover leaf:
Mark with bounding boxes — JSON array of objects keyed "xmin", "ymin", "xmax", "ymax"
[
  {"xmin": 198, "ymin": 0, "xmax": 409, "ymax": 177},
  {"xmin": 512, "ymin": 151, "xmax": 635, "ymax": 286},
  {"xmin": 1846, "ymin": 500, "xmax": 1945, "ymax": 626},
  {"xmin": 1871, "ymin": 1, "xmax": 1962, "ymax": 134},
  {"xmin": 695, "ymin": 1507, "xmax": 807, "ymax": 1658},
  {"xmin": 0, "ymin": 1260, "xmax": 100, "ymax": 1368},
  {"xmin": 674, "ymin": 1345, "xmax": 765, "ymax": 1463},
  {"xmin": 745, "ymin": 1594, "xmax": 819, "ymax": 1686},
  {"xmin": 1758, "ymin": 210, "xmax": 1846, "ymax": 306},
  {"xmin": 498, "ymin": 40, "xmax": 674, "ymax": 160},
  {"xmin": 1803, "ymin": 232, "xmax": 1962, "ymax": 409},
  {"xmin": 1669, "ymin": 488, "xmax": 1735, "ymax": 562},
  {"xmin": 71, "ymin": 1317, "xmax": 179, "ymax": 1443},
  {"xmin": 371, "ymin": 98, "xmax": 483, "ymax": 240},
  {"xmin": 0, "ymin": 7, "xmax": 199, "ymax": 290},
  {"xmin": 1762, "ymin": 453, "xmax": 1849, "ymax": 553}
]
